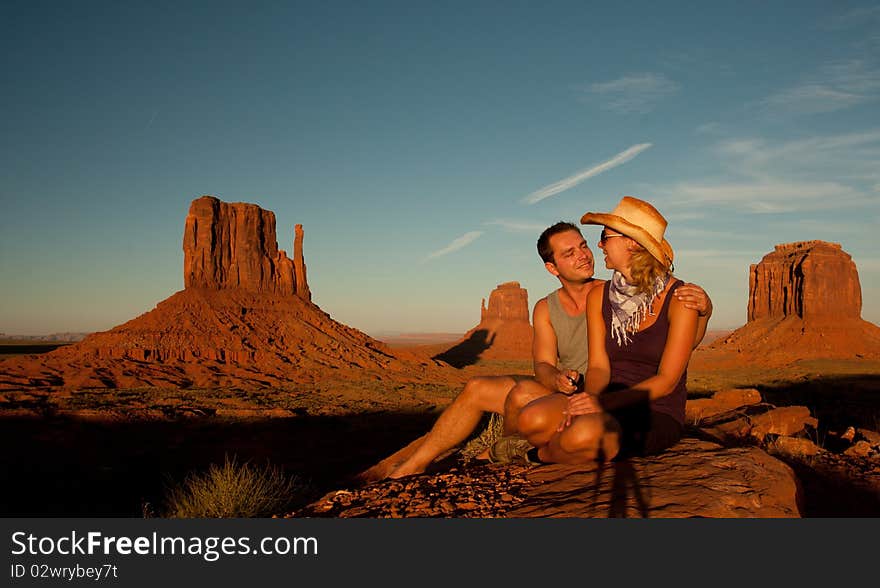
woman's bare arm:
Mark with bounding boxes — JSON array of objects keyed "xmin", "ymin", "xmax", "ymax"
[{"xmin": 598, "ymin": 293, "xmax": 698, "ymax": 411}]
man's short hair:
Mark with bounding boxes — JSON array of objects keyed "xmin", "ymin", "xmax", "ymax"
[{"xmin": 537, "ymin": 221, "xmax": 583, "ymax": 264}]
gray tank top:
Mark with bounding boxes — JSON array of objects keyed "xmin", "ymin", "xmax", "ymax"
[{"xmin": 547, "ymin": 289, "xmax": 588, "ymax": 375}]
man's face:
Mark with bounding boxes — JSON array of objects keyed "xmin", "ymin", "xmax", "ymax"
[{"xmin": 546, "ymin": 230, "xmax": 594, "ymax": 282}]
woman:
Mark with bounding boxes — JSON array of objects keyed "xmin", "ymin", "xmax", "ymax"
[{"xmin": 516, "ymin": 196, "xmax": 696, "ymax": 463}]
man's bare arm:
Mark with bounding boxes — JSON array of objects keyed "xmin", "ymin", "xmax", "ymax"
[
  {"xmin": 557, "ymin": 284, "xmax": 607, "ymax": 429},
  {"xmin": 532, "ymin": 298, "xmax": 578, "ymax": 394}
]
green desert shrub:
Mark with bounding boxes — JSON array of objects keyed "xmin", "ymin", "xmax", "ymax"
[{"xmin": 162, "ymin": 455, "xmax": 304, "ymax": 518}]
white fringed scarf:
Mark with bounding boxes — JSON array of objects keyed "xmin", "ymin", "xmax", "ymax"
[{"xmin": 607, "ymin": 271, "xmax": 670, "ymax": 346}]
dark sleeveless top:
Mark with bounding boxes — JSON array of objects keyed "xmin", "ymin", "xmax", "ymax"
[{"xmin": 601, "ymin": 279, "xmax": 687, "ymax": 424}]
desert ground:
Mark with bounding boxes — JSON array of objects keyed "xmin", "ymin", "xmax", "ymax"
[{"xmin": 2, "ymin": 335, "xmax": 879, "ymax": 517}]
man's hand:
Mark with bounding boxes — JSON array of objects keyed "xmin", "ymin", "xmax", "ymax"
[
  {"xmin": 557, "ymin": 392, "xmax": 602, "ymax": 431},
  {"xmin": 555, "ymin": 369, "xmax": 581, "ymax": 394},
  {"xmin": 674, "ymin": 283, "xmax": 712, "ymax": 317}
]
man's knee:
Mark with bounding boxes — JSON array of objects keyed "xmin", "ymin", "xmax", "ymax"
[
  {"xmin": 506, "ymin": 380, "xmax": 551, "ymax": 413},
  {"xmin": 505, "ymin": 383, "xmax": 533, "ymax": 414},
  {"xmin": 459, "ymin": 376, "xmax": 514, "ymax": 413}
]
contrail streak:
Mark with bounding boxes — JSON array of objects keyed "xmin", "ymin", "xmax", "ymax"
[
  {"xmin": 523, "ymin": 143, "xmax": 653, "ymax": 204},
  {"xmin": 422, "ymin": 231, "xmax": 483, "ymax": 262}
]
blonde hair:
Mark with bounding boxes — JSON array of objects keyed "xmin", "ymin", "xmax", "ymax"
[{"xmin": 628, "ymin": 246, "xmax": 669, "ymax": 294}]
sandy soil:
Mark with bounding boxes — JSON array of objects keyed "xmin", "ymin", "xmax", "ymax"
[{"xmin": 1, "ymin": 350, "xmax": 877, "ymax": 517}]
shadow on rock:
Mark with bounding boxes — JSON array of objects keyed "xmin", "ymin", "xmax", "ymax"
[
  {"xmin": 756, "ymin": 373, "xmax": 880, "ymax": 433},
  {"xmin": 433, "ymin": 329, "xmax": 495, "ymax": 368},
  {"xmin": 603, "ymin": 460, "xmax": 649, "ymax": 518}
]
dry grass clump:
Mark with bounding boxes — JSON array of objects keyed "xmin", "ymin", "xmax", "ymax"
[
  {"xmin": 162, "ymin": 455, "xmax": 304, "ymax": 518},
  {"xmin": 459, "ymin": 412, "xmax": 505, "ymax": 461}
]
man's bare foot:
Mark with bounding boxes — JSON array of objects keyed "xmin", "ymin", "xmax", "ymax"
[{"xmin": 386, "ymin": 461, "xmax": 424, "ymax": 479}]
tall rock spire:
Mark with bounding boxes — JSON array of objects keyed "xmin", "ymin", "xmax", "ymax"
[{"xmin": 293, "ymin": 224, "xmax": 311, "ymax": 301}]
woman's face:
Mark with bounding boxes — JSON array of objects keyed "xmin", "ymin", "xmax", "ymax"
[{"xmin": 597, "ymin": 226, "xmax": 632, "ymax": 271}]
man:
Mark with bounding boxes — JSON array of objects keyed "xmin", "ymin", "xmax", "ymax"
[{"xmin": 385, "ymin": 221, "xmax": 711, "ymax": 478}]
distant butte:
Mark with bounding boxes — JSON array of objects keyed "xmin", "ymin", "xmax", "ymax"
[
  {"xmin": 481, "ymin": 281, "xmax": 530, "ymax": 323},
  {"xmin": 710, "ymin": 240, "xmax": 880, "ymax": 361},
  {"xmin": 435, "ymin": 281, "xmax": 533, "ymax": 367},
  {"xmin": 0, "ymin": 195, "xmax": 437, "ymax": 390}
]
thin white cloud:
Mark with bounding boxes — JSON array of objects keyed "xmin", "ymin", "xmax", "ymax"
[
  {"xmin": 484, "ymin": 219, "xmax": 549, "ymax": 233},
  {"xmin": 663, "ymin": 211, "xmax": 708, "ymax": 222},
  {"xmin": 825, "ymin": 5, "xmax": 880, "ymax": 30},
  {"xmin": 763, "ymin": 84, "xmax": 864, "ymax": 114},
  {"xmin": 669, "ymin": 226, "xmax": 752, "ymax": 240},
  {"xmin": 587, "ymin": 73, "xmax": 680, "ymax": 114},
  {"xmin": 675, "ymin": 248, "xmax": 764, "ymax": 259},
  {"xmin": 758, "ymin": 129, "xmax": 880, "ymax": 157},
  {"xmin": 422, "ymin": 231, "xmax": 483, "ymax": 262},
  {"xmin": 661, "ymin": 180, "xmax": 868, "ymax": 213},
  {"xmin": 713, "ymin": 129, "xmax": 880, "ymax": 182},
  {"xmin": 720, "ymin": 130, "xmax": 880, "ymax": 157},
  {"xmin": 772, "ymin": 217, "xmax": 872, "ymax": 235},
  {"xmin": 145, "ymin": 110, "xmax": 158, "ymax": 130},
  {"xmin": 716, "ymin": 139, "xmax": 766, "ymax": 158},
  {"xmin": 523, "ymin": 143, "xmax": 653, "ymax": 205},
  {"xmin": 695, "ymin": 122, "xmax": 722, "ymax": 135},
  {"xmin": 652, "ymin": 130, "xmax": 880, "ymax": 213},
  {"xmin": 762, "ymin": 60, "xmax": 880, "ymax": 115}
]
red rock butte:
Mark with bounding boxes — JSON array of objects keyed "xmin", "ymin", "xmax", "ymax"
[
  {"xmin": 184, "ymin": 196, "xmax": 311, "ymax": 299},
  {"xmin": 435, "ymin": 281, "xmax": 533, "ymax": 366},
  {"xmin": 711, "ymin": 240, "xmax": 880, "ymax": 361},
  {"xmin": 0, "ymin": 196, "xmax": 436, "ymax": 390},
  {"xmin": 481, "ymin": 281, "xmax": 530, "ymax": 323}
]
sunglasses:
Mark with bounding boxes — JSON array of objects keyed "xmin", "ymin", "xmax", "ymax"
[{"xmin": 598, "ymin": 229, "xmax": 624, "ymax": 244}]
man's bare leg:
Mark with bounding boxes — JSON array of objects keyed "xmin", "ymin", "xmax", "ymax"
[
  {"xmin": 386, "ymin": 375, "xmax": 517, "ymax": 478},
  {"xmin": 503, "ymin": 379, "xmax": 557, "ymax": 436}
]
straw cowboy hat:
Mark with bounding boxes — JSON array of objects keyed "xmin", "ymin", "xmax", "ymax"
[{"xmin": 580, "ymin": 196, "xmax": 674, "ymax": 269}]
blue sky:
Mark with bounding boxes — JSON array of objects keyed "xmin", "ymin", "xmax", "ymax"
[{"xmin": 2, "ymin": 1, "xmax": 879, "ymax": 337}]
